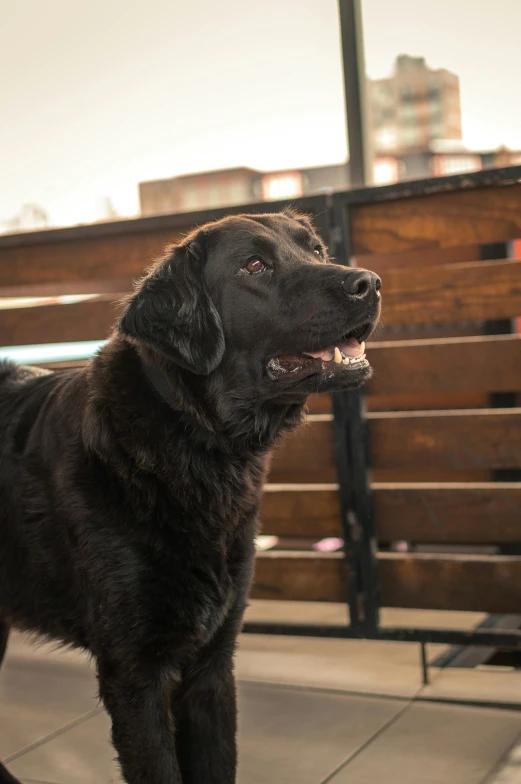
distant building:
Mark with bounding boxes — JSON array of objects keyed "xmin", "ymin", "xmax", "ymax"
[
  {"xmin": 376, "ymin": 141, "xmax": 521, "ymax": 183},
  {"xmin": 139, "ymin": 167, "xmax": 258, "ymax": 216},
  {"xmin": 369, "ymin": 55, "xmax": 462, "ymax": 155},
  {"xmin": 139, "ymin": 164, "xmax": 350, "ymax": 217},
  {"xmin": 139, "ymin": 144, "xmax": 521, "ymax": 217}
]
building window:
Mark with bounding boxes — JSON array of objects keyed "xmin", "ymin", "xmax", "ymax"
[
  {"xmin": 260, "ymin": 172, "xmax": 303, "ymax": 201},
  {"xmin": 375, "ymin": 127, "xmax": 397, "ymax": 151},
  {"xmin": 434, "ymin": 155, "xmax": 481, "ymax": 176},
  {"xmin": 373, "ymin": 157, "xmax": 399, "ymax": 185}
]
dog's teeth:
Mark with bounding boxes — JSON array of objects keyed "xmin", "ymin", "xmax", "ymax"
[
  {"xmin": 342, "ymin": 357, "xmax": 350, "ymax": 365},
  {"xmin": 334, "ymin": 347, "xmax": 342, "ymax": 364}
]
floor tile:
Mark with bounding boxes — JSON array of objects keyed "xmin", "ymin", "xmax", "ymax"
[
  {"xmin": 486, "ymin": 738, "xmax": 521, "ymax": 783},
  {"xmin": 237, "ymin": 633, "xmax": 428, "ymax": 698},
  {"xmin": 0, "ymin": 637, "xmax": 98, "ymax": 761},
  {"xmin": 237, "ymin": 683, "xmax": 404, "ymax": 784},
  {"xmin": 423, "ymin": 667, "xmax": 521, "ymax": 707},
  {"xmin": 10, "ymin": 684, "xmax": 404, "ymax": 784},
  {"xmin": 328, "ymin": 701, "xmax": 521, "ymax": 784}
]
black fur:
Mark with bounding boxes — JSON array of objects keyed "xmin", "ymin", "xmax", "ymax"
[{"xmin": 0, "ymin": 210, "xmax": 380, "ymax": 783}]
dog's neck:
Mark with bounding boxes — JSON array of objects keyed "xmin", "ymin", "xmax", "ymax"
[
  {"xmin": 94, "ymin": 339, "xmax": 306, "ymax": 459},
  {"xmin": 138, "ymin": 345, "xmax": 306, "ymax": 451}
]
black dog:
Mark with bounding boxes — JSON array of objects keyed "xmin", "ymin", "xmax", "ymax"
[{"xmin": 0, "ymin": 210, "xmax": 380, "ymax": 784}]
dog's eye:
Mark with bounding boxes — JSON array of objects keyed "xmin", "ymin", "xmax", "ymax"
[
  {"xmin": 244, "ymin": 257, "xmax": 267, "ymax": 274},
  {"xmin": 313, "ymin": 246, "xmax": 323, "ymax": 256}
]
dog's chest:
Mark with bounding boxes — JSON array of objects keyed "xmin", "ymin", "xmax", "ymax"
[{"xmin": 138, "ymin": 496, "xmax": 257, "ymax": 646}]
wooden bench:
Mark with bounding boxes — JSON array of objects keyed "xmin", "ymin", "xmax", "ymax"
[
  {"xmin": 254, "ymin": 166, "xmax": 521, "ymax": 647},
  {"xmin": 2, "ymin": 168, "xmax": 521, "ymax": 651}
]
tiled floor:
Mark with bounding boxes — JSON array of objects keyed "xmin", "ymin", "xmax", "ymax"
[{"xmin": 2, "ymin": 620, "xmax": 521, "ymax": 784}]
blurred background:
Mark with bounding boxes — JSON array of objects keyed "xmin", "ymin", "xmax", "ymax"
[{"xmin": 2, "ymin": 0, "xmax": 521, "ymax": 233}]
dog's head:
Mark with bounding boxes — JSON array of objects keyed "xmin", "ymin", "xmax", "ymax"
[{"xmin": 119, "ymin": 210, "xmax": 381, "ymax": 404}]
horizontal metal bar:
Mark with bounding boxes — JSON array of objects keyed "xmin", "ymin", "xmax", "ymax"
[
  {"xmin": 242, "ymin": 621, "xmax": 521, "ymax": 649},
  {"xmin": 0, "ymin": 194, "xmax": 331, "ymax": 249}
]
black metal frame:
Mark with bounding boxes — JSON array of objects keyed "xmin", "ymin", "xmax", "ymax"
[{"xmin": 243, "ymin": 166, "xmax": 521, "ymax": 680}]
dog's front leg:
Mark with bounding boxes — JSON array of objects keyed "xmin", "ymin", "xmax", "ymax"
[
  {"xmin": 98, "ymin": 661, "xmax": 182, "ymax": 784},
  {"xmin": 174, "ymin": 649, "xmax": 237, "ymax": 784}
]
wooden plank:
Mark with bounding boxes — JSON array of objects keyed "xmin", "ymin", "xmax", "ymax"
[
  {"xmin": 351, "ymin": 182, "xmax": 521, "ymax": 255},
  {"xmin": 369, "ymin": 409, "xmax": 521, "ymax": 471},
  {"xmin": 269, "ymin": 416, "xmax": 335, "ymax": 483},
  {"xmin": 369, "ymin": 394, "xmax": 491, "ymax": 418},
  {"xmin": 369, "ymin": 322, "xmax": 488, "ymax": 342},
  {"xmin": 372, "ymin": 468, "xmax": 493, "ymax": 483},
  {"xmin": 252, "ymin": 550, "xmax": 521, "ymax": 613},
  {"xmin": 0, "ymin": 229, "xmax": 181, "ymax": 289},
  {"xmin": 251, "ymin": 551, "xmax": 345, "ymax": 602},
  {"xmin": 0, "ymin": 277, "xmax": 133, "ymax": 299},
  {"xmin": 259, "ymin": 481, "xmax": 521, "ymax": 543},
  {"xmin": 379, "ymin": 552, "xmax": 521, "ymax": 614},
  {"xmin": 0, "ymin": 297, "xmax": 122, "ymax": 346},
  {"xmin": 260, "ymin": 485, "xmax": 340, "ymax": 537},
  {"xmin": 367, "ymin": 392, "xmax": 489, "ymax": 412},
  {"xmin": 354, "ymin": 244, "xmax": 481, "ymax": 273},
  {"xmin": 306, "ymin": 394, "xmax": 332, "ymax": 414},
  {"xmin": 382, "ymin": 259, "xmax": 521, "ymax": 326},
  {"xmin": 269, "ymin": 411, "xmax": 512, "ymax": 482},
  {"xmin": 368, "ymin": 335, "xmax": 521, "ymax": 396},
  {"xmin": 373, "ymin": 483, "xmax": 521, "ymax": 544}
]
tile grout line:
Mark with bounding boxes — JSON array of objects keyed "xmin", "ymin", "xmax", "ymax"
[
  {"xmin": 317, "ymin": 686, "xmax": 424, "ymax": 784},
  {"xmin": 238, "ymin": 677, "xmax": 412, "ymax": 703},
  {"xmin": 239, "ymin": 676, "xmax": 521, "ymax": 712},
  {"xmin": 478, "ymin": 729, "xmax": 521, "ymax": 784},
  {"xmin": 3, "ymin": 705, "xmax": 103, "ymax": 764}
]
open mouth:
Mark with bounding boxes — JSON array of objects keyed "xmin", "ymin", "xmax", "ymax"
[{"xmin": 266, "ymin": 322, "xmax": 373, "ymax": 382}]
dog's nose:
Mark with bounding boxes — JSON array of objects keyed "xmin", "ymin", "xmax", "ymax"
[{"xmin": 343, "ymin": 269, "xmax": 381, "ymax": 298}]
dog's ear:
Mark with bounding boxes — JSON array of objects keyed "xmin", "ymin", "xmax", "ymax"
[{"xmin": 119, "ymin": 236, "xmax": 225, "ymax": 375}]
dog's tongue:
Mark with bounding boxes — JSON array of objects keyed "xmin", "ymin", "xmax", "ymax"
[{"xmin": 306, "ymin": 338, "xmax": 365, "ymax": 361}]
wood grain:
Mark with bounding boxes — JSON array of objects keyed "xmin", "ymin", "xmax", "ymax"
[
  {"xmin": 374, "ymin": 482, "xmax": 521, "ymax": 544},
  {"xmin": 260, "ymin": 485, "xmax": 340, "ymax": 537},
  {"xmin": 353, "ymin": 244, "xmax": 481, "ymax": 273},
  {"xmin": 381, "ymin": 259, "xmax": 521, "ymax": 326},
  {"xmin": 251, "ymin": 550, "xmax": 521, "ymax": 613},
  {"xmin": 269, "ymin": 416, "xmax": 336, "ymax": 483},
  {"xmin": 369, "ymin": 408, "xmax": 521, "ymax": 471},
  {"xmin": 0, "ymin": 297, "xmax": 122, "ymax": 346},
  {"xmin": 368, "ymin": 335, "xmax": 521, "ymax": 396},
  {"xmin": 351, "ymin": 182, "xmax": 521, "ymax": 255},
  {"xmin": 251, "ymin": 551, "xmax": 346, "ymax": 602},
  {"xmin": 0, "ymin": 229, "xmax": 182, "ymax": 289},
  {"xmin": 379, "ymin": 552, "xmax": 521, "ymax": 614},
  {"xmin": 259, "ymin": 482, "xmax": 521, "ymax": 544}
]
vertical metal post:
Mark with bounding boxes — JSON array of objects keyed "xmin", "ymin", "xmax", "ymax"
[
  {"xmin": 420, "ymin": 643, "xmax": 429, "ymax": 686},
  {"xmin": 329, "ymin": 196, "xmax": 380, "ymax": 637},
  {"xmin": 338, "ymin": 0, "xmax": 372, "ymax": 186}
]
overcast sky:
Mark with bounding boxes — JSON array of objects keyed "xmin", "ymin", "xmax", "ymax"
[{"xmin": 2, "ymin": 0, "xmax": 521, "ymax": 228}]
